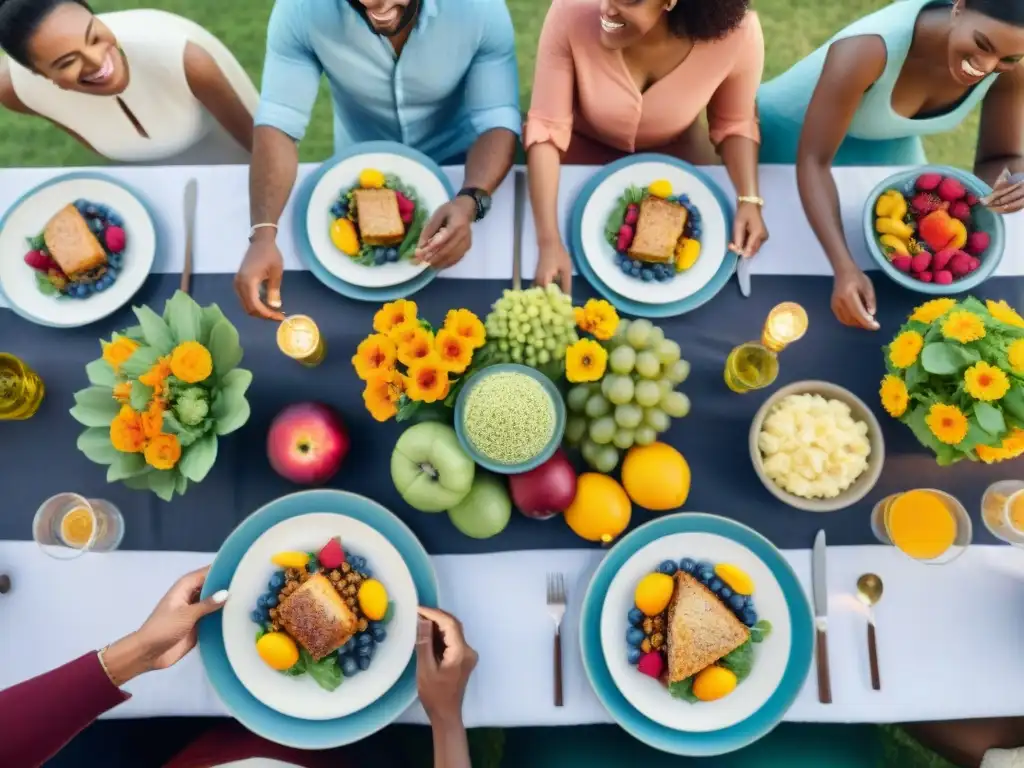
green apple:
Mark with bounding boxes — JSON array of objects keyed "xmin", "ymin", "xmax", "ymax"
[
  {"xmin": 391, "ymin": 422, "xmax": 475, "ymax": 512},
  {"xmin": 448, "ymin": 472, "xmax": 512, "ymax": 539}
]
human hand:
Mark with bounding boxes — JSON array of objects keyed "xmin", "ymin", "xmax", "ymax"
[
  {"xmin": 416, "ymin": 606, "xmax": 478, "ymax": 726},
  {"xmin": 729, "ymin": 201, "xmax": 769, "ymax": 259},
  {"xmin": 980, "ymin": 169, "xmax": 1024, "ymax": 214},
  {"xmin": 535, "ymin": 240, "xmax": 572, "ymax": 294},
  {"xmin": 415, "ymin": 197, "xmax": 475, "ymax": 269},
  {"xmin": 832, "ymin": 267, "xmax": 879, "ymax": 330},
  {"xmin": 234, "ymin": 235, "xmax": 285, "ymax": 320}
]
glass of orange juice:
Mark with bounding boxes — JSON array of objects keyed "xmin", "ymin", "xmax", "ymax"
[
  {"xmin": 981, "ymin": 480, "xmax": 1024, "ymax": 546},
  {"xmin": 32, "ymin": 493, "xmax": 124, "ymax": 559},
  {"xmin": 870, "ymin": 489, "xmax": 971, "ymax": 565}
]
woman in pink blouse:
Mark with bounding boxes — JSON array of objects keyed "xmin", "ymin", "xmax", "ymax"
[{"xmin": 527, "ymin": 0, "xmax": 769, "ymax": 290}]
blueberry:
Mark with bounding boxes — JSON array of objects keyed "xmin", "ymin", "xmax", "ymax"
[
  {"xmin": 107, "ymin": 213, "xmax": 124, "ymax": 227},
  {"xmin": 629, "ymin": 266, "xmax": 641, "ymax": 277},
  {"xmin": 698, "ymin": 561, "xmax": 715, "ymax": 573},
  {"xmin": 741, "ymin": 608, "xmax": 758, "ymax": 627},
  {"xmin": 106, "ymin": 268, "xmax": 118, "ymax": 281},
  {"xmin": 74, "ymin": 198, "xmax": 88, "ymax": 211},
  {"xmin": 697, "ymin": 568, "xmax": 714, "ymax": 584},
  {"xmin": 250, "ymin": 609, "xmax": 263, "ymax": 624},
  {"xmin": 265, "ymin": 595, "xmax": 278, "ymax": 608},
  {"xmin": 640, "ymin": 269, "xmax": 653, "ymax": 282},
  {"xmin": 679, "ymin": 558, "xmax": 697, "ymax": 573},
  {"xmin": 357, "ymin": 656, "xmax": 371, "ymax": 671},
  {"xmin": 374, "ymin": 252, "xmax": 387, "ymax": 266},
  {"xmin": 109, "ymin": 254, "xmax": 123, "ymax": 269},
  {"xmin": 708, "ymin": 578, "xmax": 724, "ymax": 593},
  {"xmin": 361, "ymin": 568, "xmax": 373, "ymax": 580},
  {"xmin": 257, "ymin": 594, "xmax": 269, "ymax": 608},
  {"xmin": 269, "ymin": 572, "xmax": 286, "ymax": 590},
  {"xmin": 658, "ymin": 560, "xmax": 677, "ymax": 576},
  {"xmin": 330, "ymin": 202, "xmax": 345, "ymax": 218},
  {"xmin": 84, "ymin": 204, "xmax": 98, "ymax": 217},
  {"xmin": 82, "ymin": 282, "xmax": 95, "ymax": 295},
  {"xmin": 385, "ymin": 247, "xmax": 399, "ymax": 262},
  {"xmin": 357, "ymin": 632, "xmax": 374, "ymax": 648},
  {"xmin": 75, "ymin": 284, "xmax": 88, "ymax": 298},
  {"xmin": 95, "ymin": 278, "xmax": 110, "ymax": 292},
  {"xmin": 630, "ymin": 259, "xmax": 642, "ymax": 270},
  {"xmin": 719, "ymin": 586, "xmax": 733, "ymax": 601},
  {"xmin": 627, "ymin": 608, "xmax": 645, "ymax": 626},
  {"xmin": 371, "ymin": 625, "xmax": 387, "ymax": 643},
  {"xmin": 627, "ymin": 647, "xmax": 643, "ymax": 665},
  {"xmin": 626, "ymin": 627, "xmax": 645, "ymax": 647},
  {"xmin": 679, "ymin": 194, "xmax": 690, "ymax": 204},
  {"xmin": 728, "ymin": 593, "xmax": 746, "ymax": 612},
  {"xmin": 89, "ymin": 219, "xmax": 104, "ymax": 235},
  {"xmin": 350, "ymin": 555, "xmax": 365, "ymax": 570},
  {"xmin": 357, "ymin": 642, "xmax": 375, "ymax": 659},
  {"xmin": 259, "ymin": 606, "xmax": 271, "ymax": 621},
  {"xmin": 619, "ymin": 259, "xmax": 632, "ymax": 274},
  {"xmin": 655, "ymin": 269, "xmax": 669, "ymax": 283},
  {"xmin": 341, "ymin": 657, "xmax": 359, "ymax": 676},
  {"xmin": 692, "ymin": 227, "xmax": 702, "ymax": 240}
]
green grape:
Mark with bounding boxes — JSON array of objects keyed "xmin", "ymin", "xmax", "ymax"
[
  {"xmin": 613, "ymin": 403, "xmax": 643, "ymax": 429},
  {"xmin": 604, "ymin": 375, "xmax": 635, "ymax": 405},
  {"xmin": 644, "ymin": 407, "xmax": 670, "ymax": 433},
  {"xmin": 661, "ymin": 391, "xmax": 691, "ymax": 419},
  {"xmin": 648, "ymin": 325, "xmax": 665, "ymax": 348},
  {"xmin": 657, "ymin": 378, "xmax": 673, "ymax": 395},
  {"xmin": 635, "ymin": 351, "xmax": 661, "ymax": 379},
  {"xmin": 634, "ymin": 425, "xmax": 657, "ymax": 446},
  {"xmin": 666, "ymin": 359, "xmax": 691, "ymax": 384},
  {"xmin": 581, "ymin": 438, "xmax": 600, "ymax": 465},
  {"xmin": 585, "ymin": 393, "xmax": 611, "ymax": 418},
  {"xmin": 609, "ymin": 345, "xmax": 636, "ymax": 375},
  {"xmin": 612, "ymin": 318, "xmax": 630, "ymax": 343},
  {"xmin": 526, "ymin": 304, "xmax": 539, "ymax": 318},
  {"xmin": 498, "ymin": 340, "xmax": 510, "ymax": 352},
  {"xmin": 511, "ymin": 348, "xmax": 523, "ymax": 363},
  {"xmin": 634, "ymin": 380, "xmax": 661, "ymax": 407},
  {"xmin": 565, "ymin": 415, "xmax": 588, "ymax": 444},
  {"xmin": 625, "ymin": 318, "xmax": 653, "ymax": 349},
  {"xmin": 612, "ymin": 428, "xmax": 635, "ymax": 450},
  {"xmin": 588, "ymin": 416, "xmax": 617, "ymax": 445},
  {"xmin": 655, "ymin": 339, "xmax": 681, "ymax": 365},
  {"xmin": 593, "ymin": 445, "xmax": 620, "ymax": 474},
  {"xmin": 537, "ymin": 349, "xmax": 551, "ymax": 365},
  {"xmin": 566, "ymin": 385, "xmax": 592, "ymax": 413}
]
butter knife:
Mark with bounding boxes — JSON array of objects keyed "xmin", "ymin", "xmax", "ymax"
[
  {"xmin": 812, "ymin": 530, "xmax": 832, "ymax": 704},
  {"xmin": 181, "ymin": 178, "xmax": 198, "ymax": 295},
  {"xmin": 512, "ymin": 168, "xmax": 525, "ymax": 291},
  {"xmin": 736, "ymin": 257, "xmax": 751, "ymax": 298}
]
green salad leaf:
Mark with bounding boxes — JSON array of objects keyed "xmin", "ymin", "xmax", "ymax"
[
  {"xmin": 668, "ymin": 678, "xmax": 699, "ymax": 703},
  {"xmin": 300, "ymin": 648, "xmax": 343, "ymax": 692},
  {"xmin": 719, "ymin": 640, "xmax": 754, "ymax": 682},
  {"xmin": 603, "ymin": 185, "xmax": 647, "ymax": 247},
  {"xmin": 750, "ymin": 619, "xmax": 773, "ymax": 644}
]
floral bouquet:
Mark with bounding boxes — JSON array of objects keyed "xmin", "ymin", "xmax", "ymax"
[
  {"xmin": 351, "ymin": 299, "xmax": 493, "ymax": 422},
  {"xmin": 70, "ymin": 291, "xmax": 252, "ymax": 500},
  {"xmin": 881, "ymin": 296, "xmax": 1024, "ymax": 465},
  {"xmin": 565, "ymin": 298, "xmax": 621, "ymax": 383}
]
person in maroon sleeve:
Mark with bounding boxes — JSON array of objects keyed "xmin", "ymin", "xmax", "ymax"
[{"xmin": 0, "ymin": 566, "xmax": 479, "ymax": 768}]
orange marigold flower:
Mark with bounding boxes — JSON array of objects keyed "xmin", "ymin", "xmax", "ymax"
[
  {"xmin": 443, "ymin": 308, "xmax": 486, "ymax": 349},
  {"xmin": 352, "ymin": 334, "xmax": 397, "ymax": 381},
  {"xmin": 363, "ymin": 370, "xmax": 406, "ymax": 422},
  {"xmin": 113, "ymin": 382, "xmax": 132, "ymax": 403},
  {"xmin": 170, "ymin": 341, "xmax": 213, "ymax": 384},
  {"xmin": 387, "ymin": 320, "xmax": 422, "ymax": 347},
  {"xmin": 435, "ymin": 329, "xmax": 473, "ymax": 374},
  {"xmin": 373, "ymin": 299, "xmax": 418, "ymax": 334},
  {"xmin": 404, "ymin": 359, "xmax": 450, "ymax": 403},
  {"xmin": 141, "ymin": 400, "xmax": 165, "ymax": 439},
  {"xmin": 397, "ymin": 328, "xmax": 436, "ymax": 368},
  {"xmin": 110, "ymin": 405, "xmax": 146, "ymax": 453},
  {"xmin": 144, "ymin": 433, "xmax": 182, "ymax": 470},
  {"xmin": 140, "ymin": 356, "xmax": 172, "ymax": 395},
  {"xmin": 101, "ymin": 336, "xmax": 140, "ymax": 373}
]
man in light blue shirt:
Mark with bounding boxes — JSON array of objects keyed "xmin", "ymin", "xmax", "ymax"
[{"xmin": 235, "ymin": 0, "xmax": 520, "ymax": 320}]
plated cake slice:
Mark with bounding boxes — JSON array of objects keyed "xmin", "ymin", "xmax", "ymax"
[
  {"xmin": 665, "ymin": 571, "xmax": 750, "ymax": 683},
  {"xmin": 277, "ymin": 573, "xmax": 358, "ymax": 660},
  {"xmin": 43, "ymin": 204, "xmax": 107, "ymax": 279},
  {"xmin": 628, "ymin": 197, "xmax": 688, "ymax": 264},
  {"xmin": 354, "ymin": 188, "xmax": 405, "ymax": 246}
]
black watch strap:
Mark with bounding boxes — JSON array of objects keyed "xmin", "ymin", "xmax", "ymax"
[{"xmin": 457, "ymin": 187, "xmax": 490, "ymax": 222}]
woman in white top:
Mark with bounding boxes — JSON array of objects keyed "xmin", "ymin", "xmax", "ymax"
[{"xmin": 0, "ymin": 0, "xmax": 258, "ymax": 165}]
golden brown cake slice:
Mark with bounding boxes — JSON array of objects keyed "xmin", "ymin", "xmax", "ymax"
[
  {"xmin": 277, "ymin": 573, "xmax": 358, "ymax": 660},
  {"xmin": 354, "ymin": 188, "xmax": 405, "ymax": 246},
  {"xmin": 665, "ymin": 571, "xmax": 750, "ymax": 683},
  {"xmin": 628, "ymin": 197, "xmax": 688, "ymax": 264},
  {"xmin": 43, "ymin": 204, "xmax": 107, "ymax": 279}
]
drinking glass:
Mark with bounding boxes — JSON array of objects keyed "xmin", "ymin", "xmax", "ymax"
[
  {"xmin": 33, "ymin": 494, "xmax": 124, "ymax": 559},
  {"xmin": 870, "ymin": 489, "xmax": 972, "ymax": 565},
  {"xmin": 0, "ymin": 353, "xmax": 45, "ymax": 420},
  {"xmin": 981, "ymin": 480, "xmax": 1024, "ymax": 546}
]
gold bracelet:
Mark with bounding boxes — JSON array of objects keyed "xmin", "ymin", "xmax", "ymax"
[
  {"xmin": 737, "ymin": 195, "xmax": 764, "ymax": 207},
  {"xmin": 97, "ymin": 645, "xmax": 116, "ymax": 686}
]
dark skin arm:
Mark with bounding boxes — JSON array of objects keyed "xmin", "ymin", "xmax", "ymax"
[
  {"xmin": 975, "ymin": 66, "xmax": 1024, "ymax": 212},
  {"xmin": 415, "ymin": 127, "xmax": 517, "ymax": 268},
  {"xmin": 718, "ymin": 135, "xmax": 768, "ymax": 257},
  {"xmin": 796, "ymin": 35, "xmax": 886, "ymax": 331},
  {"xmin": 0, "ymin": 59, "xmax": 96, "ymax": 153},
  {"xmin": 183, "ymin": 42, "xmax": 255, "ymax": 154}
]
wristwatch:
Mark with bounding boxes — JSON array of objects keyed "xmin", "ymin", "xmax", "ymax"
[{"xmin": 456, "ymin": 187, "xmax": 492, "ymax": 222}]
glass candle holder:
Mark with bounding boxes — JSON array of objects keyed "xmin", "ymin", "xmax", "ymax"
[
  {"xmin": 0, "ymin": 353, "xmax": 45, "ymax": 420},
  {"xmin": 724, "ymin": 302, "xmax": 808, "ymax": 393},
  {"xmin": 33, "ymin": 493, "xmax": 124, "ymax": 559},
  {"xmin": 278, "ymin": 315, "xmax": 326, "ymax": 367}
]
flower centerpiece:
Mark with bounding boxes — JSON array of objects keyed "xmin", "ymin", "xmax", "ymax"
[
  {"xmin": 881, "ymin": 296, "xmax": 1024, "ymax": 465},
  {"xmin": 70, "ymin": 291, "xmax": 252, "ymax": 500},
  {"xmin": 352, "ymin": 299, "xmax": 493, "ymax": 422}
]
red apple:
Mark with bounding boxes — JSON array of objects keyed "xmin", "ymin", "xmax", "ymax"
[
  {"xmin": 268, "ymin": 403, "xmax": 349, "ymax": 485},
  {"xmin": 509, "ymin": 448, "xmax": 577, "ymax": 520}
]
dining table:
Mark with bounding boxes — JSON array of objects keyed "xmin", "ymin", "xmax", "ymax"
[{"xmin": 1, "ymin": 160, "xmax": 1024, "ymax": 731}]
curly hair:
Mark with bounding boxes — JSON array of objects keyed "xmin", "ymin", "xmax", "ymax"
[
  {"xmin": 969, "ymin": 0, "xmax": 1024, "ymax": 26},
  {"xmin": 0, "ymin": 0, "xmax": 92, "ymax": 69},
  {"xmin": 666, "ymin": 0, "xmax": 750, "ymax": 40}
]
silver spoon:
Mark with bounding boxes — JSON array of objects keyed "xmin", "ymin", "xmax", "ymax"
[{"xmin": 856, "ymin": 573, "xmax": 883, "ymax": 691}]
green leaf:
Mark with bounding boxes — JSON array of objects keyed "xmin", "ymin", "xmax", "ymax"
[
  {"xmin": 382, "ymin": 601, "xmax": 396, "ymax": 626},
  {"xmin": 211, "ymin": 388, "xmax": 251, "ymax": 436},
  {"xmin": 148, "ymin": 470, "xmax": 177, "ymax": 501},
  {"xmin": 122, "ymin": 325, "xmax": 146, "ymax": 343},
  {"xmin": 69, "ymin": 387, "xmax": 120, "ymax": 426},
  {"xmin": 668, "ymin": 678, "xmax": 699, "ymax": 703},
  {"xmin": 208, "ymin": 319, "xmax": 244, "ymax": 378},
  {"xmin": 282, "ymin": 653, "xmax": 308, "ymax": 677},
  {"xmin": 396, "ymin": 395, "xmax": 422, "ymax": 423},
  {"xmin": 162, "ymin": 411, "xmax": 203, "ymax": 447},
  {"xmin": 77, "ymin": 427, "xmax": 119, "ymax": 465},
  {"xmin": 220, "ymin": 368, "xmax": 254, "ymax": 398},
  {"xmin": 974, "ymin": 401, "xmax": 1006, "ymax": 437},
  {"xmin": 719, "ymin": 639, "xmax": 754, "ymax": 682},
  {"xmin": 120, "ymin": 347, "xmax": 164, "ymax": 379},
  {"xmin": 255, "ymin": 627, "xmax": 266, "ymax": 643},
  {"xmin": 904, "ymin": 361, "xmax": 928, "ymax": 392},
  {"xmin": 85, "ymin": 358, "xmax": 117, "ymax": 387},
  {"xmin": 133, "ymin": 304, "xmax": 176, "ymax": 355},
  {"xmin": 175, "ymin": 473, "xmax": 189, "ymax": 496},
  {"xmin": 751, "ymin": 619, "xmax": 773, "ymax": 644},
  {"xmin": 957, "ymin": 418, "xmax": 1002, "ymax": 455},
  {"xmin": 123, "ymin": 473, "xmax": 154, "ymax": 491},
  {"xmin": 130, "ymin": 381, "xmax": 154, "ymax": 412},
  {"xmin": 34, "ymin": 271, "xmax": 59, "ymax": 296},
  {"xmin": 920, "ymin": 342, "xmax": 980, "ymax": 375},
  {"xmin": 164, "ymin": 290, "xmax": 203, "ymax": 344},
  {"xmin": 27, "ymin": 233, "xmax": 45, "ymax": 250},
  {"xmin": 107, "ymin": 452, "xmax": 148, "ymax": 482},
  {"xmin": 304, "ymin": 650, "xmax": 343, "ymax": 692},
  {"xmin": 179, "ymin": 433, "xmax": 218, "ymax": 482},
  {"xmin": 1003, "ymin": 385, "xmax": 1024, "ymax": 423},
  {"xmin": 906, "ymin": 405, "xmax": 960, "ymax": 465},
  {"xmin": 200, "ymin": 304, "xmax": 228, "ymax": 346}
]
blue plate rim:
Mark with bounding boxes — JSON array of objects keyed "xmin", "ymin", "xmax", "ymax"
[
  {"xmin": 0, "ymin": 170, "xmax": 159, "ymax": 328},
  {"xmin": 569, "ymin": 153, "xmax": 738, "ymax": 318}
]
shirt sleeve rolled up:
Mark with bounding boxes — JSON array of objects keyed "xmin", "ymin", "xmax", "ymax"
[{"xmin": 464, "ymin": 0, "xmax": 522, "ymax": 138}]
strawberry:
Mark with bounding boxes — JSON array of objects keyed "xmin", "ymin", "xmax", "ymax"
[
  {"xmin": 949, "ymin": 201, "xmax": 971, "ymax": 222},
  {"xmin": 968, "ymin": 257, "xmax": 981, "ymax": 272},
  {"xmin": 910, "ymin": 252, "xmax": 932, "ymax": 273},
  {"xmin": 318, "ymin": 537, "xmax": 345, "ymax": 570},
  {"xmin": 937, "ymin": 177, "xmax": 967, "ymax": 202},
  {"xmin": 23, "ymin": 250, "xmax": 52, "ymax": 271},
  {"xmin": 624, "ymin": 204, "xmax": 640, "ymax": 226},
  {"xmin": 637, "ymin": 651, "xmax": 664, "ymax": 680},
  {"xmin": 966, "ymin": 193, "xmax": 979, "ymax": 206},
  {"xmin": 932, "ymin": 248, "xmax": 956, "ymax": 272},
  {"xmin": 916, "ymin": 271, "xmax": 934, "ymax": 283},
  {"xmin": 911, "ymin": 192, "xmax": 943, "ymax": 217},
  {"xmin": 616, "ymin": 224, "xmax": 634, "ymax": 253},
  {"xmin": 966, "ymin": 231, "xmax": 990, "ymax": 255},
  {"xmin": 950, "ymin": 251, "xmax": 972, "ymax": 277},
  {"xmin": 395, "ymin": 191, "xmax": 415, "ymax": 215},
  {"xmin": 935, "ymin": 270, "xmax": 953, "ymax": 285},
  {"xmin": 915, "ymin": 173, "xmax": 942, "ymax": 192},
  {"xmin": 891, "ymin": 255, "xmax": 913, "ymax": 273}
]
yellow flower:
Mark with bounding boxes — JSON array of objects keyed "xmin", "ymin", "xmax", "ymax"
[
  {"xmin": 1008, "ymin": 340, "xmax": 1024, "ymax": 373},
  {"xmin": 363, "ymin": 370, "xmax": 405, "ymax": 422},
  {"xmin": 574, "ymin": 299, "xmax": 620, "ymax": 341},
  {"xmin": 565, "ymin": 339, "xmax": 608, "ymax": 383},
  {"xmin": 926, "ymin": 403, "xmax": 969, "ymax": 445},
  {"xmin": 144, "ymin": 433, "xmax": 182, "ymax": 470},
  {"xmin": 888, "ymin": 331, "xmax": 924, "ymax": 369},
  {"xmin": 404, "ymin": 359, "xmax": 449, "ymax": 403},
  {"xmin": 397, "ymin": 328, "xmax": 436, "ymax": 368},
  {"xmin": 879, "ymin": 375, "xmax": 909, "ymax": 418},
  {"xmin": 113, "ymin": 382, "xmax": 132, "ymax": 403},
  {"xmin": 435, "ymin": 329, "xmax": 473, "ymax": 374},
  {"xmin": 373, "ymin": 299, "xmax": 418, "ymax": 334},
  {"xmin": 986, "ymin": 299, "xmax": 1024, "ymax": 328},
  {"xmin": 140, "ymin": 356, "xmax": 172, "ymax": 396},
  {"xmin": 443, "ymin": 308, "xmax": 486, "ymax": 349},
  {"xmin": 169, "ymin": 341, "xmax": 213, "ymax": 384},
  {"xmin": 387, "ymin": 320, "xmax": 422, "ymax": 348},
  {"xmin": 101, "ymin": 336, "xmax": 140, "ymax": 373},
  {"xmin": 110, "ymin": 405, "xmax": 146, "ymax": 453},
  {"xmin": 942, "ymin": 311, "xmax": 986, "ymax": 344},
  {"xmin": 141, "ymin": 400, "xmax": 165, "ymax": 439},
  {"xmin": 978, "ymin": 428, "xmax": 1024, "ymax": 463},
  {"xmin": 964, "ymin": 361, "xmax": 1010, "ymax": 402},
  {"xmin": 352, "ymin": 334, "xmax": 397, "ymax": 381},
  {"xmin": 910, "ymin": 298, "xmax": 957, "ymax": 325}
]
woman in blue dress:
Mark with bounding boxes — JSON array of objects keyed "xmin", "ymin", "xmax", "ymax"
[{"xmin": 758, "ymin": 0, "xmax": 1024, "ymax": 329}]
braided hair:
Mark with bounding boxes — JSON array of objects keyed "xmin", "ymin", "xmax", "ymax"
[
  {"xmin": 666, "ymin": 0, "xmax": 750, "ymax": 40},
  {"xmin": 0, "ymin": 0, "xmax": 91, "ymax": 68}
]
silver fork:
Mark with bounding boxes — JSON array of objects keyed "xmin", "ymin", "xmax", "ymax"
[{"xmin": 547, "ymin": 573, "xmax": 567, "ymax": 707}]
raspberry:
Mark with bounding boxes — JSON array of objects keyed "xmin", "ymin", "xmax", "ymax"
[
  {"xmin": 616, "ymin": 225, "xmax": 634, "ymax": 253},
  {"xmin": 968, "ymin": 257, "xmax": 981, "ymax": 272},
  {"xmin": 937, "ymin": 177, "xmax": 967, "ymax": 202},
  {"xmin": 395, "ymin": 191, "xmax": 415, "ymax": 215},
  {"xmin": 911, "ymin": 192, "xmax": 942, "ymax": 217},
  {"xmin": 915, "ymin": 173, "xmax": 942, "ymax": 192},
  {"xmin": 949, "ymin": 201, "xmax": 971, "ymax": 222},
  {"xmin": 104, "ymin": 225, "xmax": 126, "ymax": 254},
  {"xmin": 636, "ymin": 651, "xmax": 664, "ymax": 679},
  {"xmin": 932, "ymin": 248, "xmax": 956, "ymax": 272},
  {"xmin": 934, "ymin": 270, "xmax": 953, "ymax": 285},
  {"xmin": 891, "ymin": 255, "xmax": 912, "ymax": 273},
  {"xmin": 23, "ymin": 250, "xmax": 52, "ymax": 271},
  {"xmin": 624, "ymin": 204, "xmax": 640, "ymax": 226},
  {"xmin": 966, "ymin": 231, "xmax": 990, "ymax": 255},
  {"xmin": 949, "ymin": 251, "xmax": 972, "ymax": 277},
  {"xmin": 916, "ymin": 271, "xmax": 934, "ymax": 283},
  {"xmin": 966, "ymin": 193, "xmax": 979, "ymax": 207},
  {"xmin": 910, "ymin": 252, "xmax": 932, "ymax": 273}
]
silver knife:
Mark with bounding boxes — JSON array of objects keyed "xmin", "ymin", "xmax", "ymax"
[
  {"xmin": 181, "ymin": 178, "xmax": 198, "ymax": 295},
  {"xmin": 512, "ymin": 168, "xmax": 525, "ymax": 291},
  {"xmin": 812, "ymin": 530, "xmax": 832, "ymax": 704},
  {"xmin": 736, "ymin": 257, "xmax": 751, "ymax": 298}
]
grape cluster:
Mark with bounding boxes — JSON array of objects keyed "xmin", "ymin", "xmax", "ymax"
[
  {"xmin": 565, "ymin": 318, "xmax": 690, "ymax": 473},
  {"xmin": 483, "ymin": 285, "xmax": 579, "ymax": 369}
]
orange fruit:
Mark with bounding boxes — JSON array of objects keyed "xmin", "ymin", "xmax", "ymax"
[
  {"xmin": 330, "ymin": 218, "xmax": 360, "ymax": 256},
  {"xmin": 256, "ymin": 632, "xmax": 299, "ymax": 671},
  {"xmin": 693, "ymin": 666, "xmax": 737, "ymax": 701},
  {"xmin": 358, "ymin": 579, "xmax": 389, "ymax": 621},
  {"xmin": 271, "ymin": 551, "xmax": 310, "ymax": 569},
  {"xmin": 634, "ymin": 573, "xmax": 674, "ymax": 616},
  {"xmin": 564, "ymin": 473, "xmax": 631, "ymax": 543},
  {"xmin": 60, "ymin": 507, "xmax": 94, "ymax": 548},
  {"xmin": 714, "ymin": 564, "xmax": 754, "ymax": 595},
  {"xmin": 621, "ymin": 442, "xmax": 690, "ymax": 511}
]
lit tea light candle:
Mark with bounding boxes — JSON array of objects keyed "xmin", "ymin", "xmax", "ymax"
[
  {"xmin": 278, "ymin": 315, "xmax": 326, "ymax": 367},
  {"xmin": 762, "ymin": 302, "xmax": 808, "ymax": 352}
]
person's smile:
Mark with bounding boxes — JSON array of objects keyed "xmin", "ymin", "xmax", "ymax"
[
  {"xmin": 79, "ymin": 48, "xmax": 116, "ymax": 86},
  {"xmin": 600, "ymin": 15, "xmax": 625, "ymax": 33}
]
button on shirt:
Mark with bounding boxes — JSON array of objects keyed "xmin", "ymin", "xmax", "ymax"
[{"xmin": 255, "ymin": 0, "xmax": 521, "ymax": 163}]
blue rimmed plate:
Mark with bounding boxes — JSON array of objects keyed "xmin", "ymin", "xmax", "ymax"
[
  {"xmin": 0, "ymin": 172, "xmax": 158, "ymax": 328},
  {"xmin": 580, "ymin": 513, "xmax": 813, "ymax": 756},
  {"xmin": 569, "ymin": 154, "xmax": 736, "ymax": 318},
  {"xmin": 199, "ymin": 490, "xmax": 439, "ymax": 749},
  {"xmin": 293, "ymin": 142, "xmax": 453, "ymax": 302}
]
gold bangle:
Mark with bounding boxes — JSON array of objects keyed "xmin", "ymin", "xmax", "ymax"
[
  {"xmin": 738, "ymin": 195, "xmax": 764, "ymax": 207},
  {"xmin": 97, "ymin": 646, "xmax": 116, "ymax": 686}
]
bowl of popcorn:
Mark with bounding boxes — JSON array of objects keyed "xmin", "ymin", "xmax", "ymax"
[{"xmin": 749, "ymin": 381, "xmax": 885, "ymax": 513}]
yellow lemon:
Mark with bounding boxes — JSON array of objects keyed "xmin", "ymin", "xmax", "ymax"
[
  {"xmin": 564, "ymin": 473, "xmax": 631, "ymax": 543},
  {"xmin": 675, "ymin": 239, "xmax": 701, "ymax": 272},
  {"xmin": 693, "ymin": 666, "xmax": 737, "ymax": 701},
  {"xmin": 271, "ymin": 551, "xmax": 310, "ymax": 569},
  {"xmin": 621, "ymin": 442, "xmax": 690, "ymax": 511},
  {"xmin": 358, "ymin": 579, "xmax": 389, "ymax": 621},
  {"xmin": 634, "ymin": 572, "xmax": 674, "ymax": 616},
  {"xmin": 359, "ymin": 168, "xmax": 386, "ymax": 189},
  {"xmin": 648, "ymin": 179, "xmax": 673, "ymax": 198},
  {"xmin": 330, "ymin": 218, "xmax": 361, "ymax": 256},
  {"xmin": 256, "ymin": 632, "xmax": 300, "ymax": 671},
  {"xmin": 714, "ymin": 563, "xmax": 755, "ymax": 596}
]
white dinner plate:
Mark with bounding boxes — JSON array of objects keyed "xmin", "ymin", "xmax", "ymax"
[
  {"xmin": 306, "ymin": 152, "xmax": 447, "ymax": 289},
  {"xmin": 600, "ymin": 532, "xmax": 791, "ymax": 733},
  {"xmin": 579, "ymin": 162, "xmax": 728, "ymax": 305},
  {"xmin": 0, "ymin": 174, "xmax": 156, "ymax": 328},
  {"xmin": 223, "ymin": 512, "xmax": 418, "ymax": 721}
]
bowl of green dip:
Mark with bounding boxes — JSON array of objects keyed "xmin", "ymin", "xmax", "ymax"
[{"xmin": 454, "ymin": 363, "xmax": 566, "ymax": 474}]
